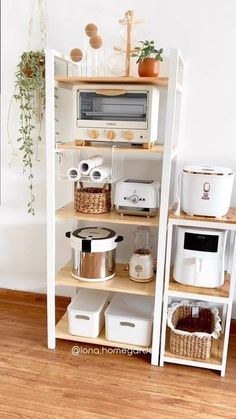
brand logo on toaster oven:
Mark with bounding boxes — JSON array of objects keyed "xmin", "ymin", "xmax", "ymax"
[{"xmin": 106, "ymin": 122, "xmax": 116, "ymax": 126}]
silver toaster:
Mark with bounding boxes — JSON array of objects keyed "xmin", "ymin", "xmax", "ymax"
[{"xmin": 114, "ymin": 179, "xmax": 160, "ymax": 217}]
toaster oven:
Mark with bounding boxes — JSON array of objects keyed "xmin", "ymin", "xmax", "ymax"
[{"xmin": 74, "ymin": 84, "xmax": 160, "ymax": 145}]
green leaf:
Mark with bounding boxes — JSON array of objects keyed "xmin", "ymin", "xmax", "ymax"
[{"xmin": 133, "ymin": 40, "xmax": 163, "ymax": 61}]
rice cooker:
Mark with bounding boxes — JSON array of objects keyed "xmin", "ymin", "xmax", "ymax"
[
  {"xmin": 65, "ymin": 227, "xmax": 123, "ymax": 282},
  {"xmin": 173, "ymin": 226, "xmax": 227, "ymax": 288},
  {"xmin": 180, "ymin": 165, "xmax": 234, "ymax": 217}
]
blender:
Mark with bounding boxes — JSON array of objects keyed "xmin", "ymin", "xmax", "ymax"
[{"xmin": 129, "ymin": 227, "xmax": 154, "ymax": 282}]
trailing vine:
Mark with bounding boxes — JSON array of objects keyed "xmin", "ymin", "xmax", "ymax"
[{"xmin": 14, "ymin": 50, "xmax": 45, "ymax": 215}]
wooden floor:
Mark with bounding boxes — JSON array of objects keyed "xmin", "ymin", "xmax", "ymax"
[{"xmin": 0, "ymin": 289, "xmax": 236, "ymax": 419}]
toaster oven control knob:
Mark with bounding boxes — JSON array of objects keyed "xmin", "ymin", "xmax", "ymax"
[
  {"xmin": 88, "ymin": 130, "xmax": 99, "ymax": 139},
  {"xmin": 106, "ymin": 130, "xmax": 116, "ymax": 140},
  {"xmin": 123, "ymin": 131, "xmax": 134, "ymax": 141},
  {"xmin": 130, "ymin": 194, "xmax": 139, "ymax": 204}
]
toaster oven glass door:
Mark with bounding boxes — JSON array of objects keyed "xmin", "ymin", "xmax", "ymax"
[
  {"xmin": 77, "ymin": 90, "xmax": 148, "ymax": 129},
  {"xmin": 184, "ymin": 233, "xmax": 219, "ymax": 253}
]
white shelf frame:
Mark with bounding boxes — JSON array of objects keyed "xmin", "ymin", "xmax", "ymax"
[
  {"xmin": 159, "ymin": 216, "xmax": 236, "ymax": 376},
  {"xmin": 46, "ymin": 49, "xmax": 56, "ymax": 349},
  {"xmin": 151, "ymin": 49, "xmax": 184, "ymax": 365},
  {"xmin": 46, "ymin": 48, "xmax": 184, "ymax": 362}
]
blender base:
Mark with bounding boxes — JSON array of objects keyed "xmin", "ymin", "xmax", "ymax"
[{"xmin": 129, "ymin": 275, "xmax": 154, "ymax": 283}]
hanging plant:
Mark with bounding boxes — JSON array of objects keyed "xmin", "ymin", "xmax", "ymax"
[{"xmin": 13, "ymin": 50, "xmax": 45, "ymax": 215}]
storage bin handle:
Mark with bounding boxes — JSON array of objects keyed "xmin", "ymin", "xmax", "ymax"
[
  {"xmin": 120, "ymin": 321, "xmax": 135, "ymax": 328},
  {"xmin": 75, "ymin": 315, "xmax": 90, "ymax": 320}
]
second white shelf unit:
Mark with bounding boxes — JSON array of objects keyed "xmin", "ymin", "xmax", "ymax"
[{"xmin": 160, "ymin": 210, "xmax": 236, "ymax": 376}]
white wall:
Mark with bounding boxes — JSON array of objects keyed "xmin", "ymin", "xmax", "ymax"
[{"xmin": 1, "ymin": 0, "xmax": 236, "ymax": 315}]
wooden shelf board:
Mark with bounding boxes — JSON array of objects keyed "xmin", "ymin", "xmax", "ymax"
[
  {"xmin": 55, "ymin": 202, "xmax": 159, "ymax": 227},
  {"xmin": 168, "ymin": 272, "xmax": 230, "ymax": 301},
  {"xmin": 56, "ymin": 262, "xmax": 156, "ymax": 296},
  {"xmin": 164, "ymin": 328, "xmax": 223, "ymax": 369},
  {"xmin": 55, "ymin": 75, "xmax": 168, "ymax": 86},
  {"xmin": 169, "ymin": 206, "xmax": 236, "ymax": 225},
  {"xmin": 56, "ymin": 312, "xmax": 152, "ymax": 352},
  {"xmin": 55, "ymin": 141, "xmax": 165, "ymax": 154}
]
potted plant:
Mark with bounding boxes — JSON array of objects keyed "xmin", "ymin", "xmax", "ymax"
[
  {"xmin": 13, "ymin": 50, "xmax": 45, "ymax": 215},
  {"xmin": 132, "ymin": 40, "xmax": 164, "ymax": 77}
]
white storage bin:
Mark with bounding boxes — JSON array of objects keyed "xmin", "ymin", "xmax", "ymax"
[
  {"xmin": 67, "ymin": 289, "xmax": 110, "ymax": 338},
  {"xmin": 105, "ymin": 294, "xmax": 154, "ymax": 346}
]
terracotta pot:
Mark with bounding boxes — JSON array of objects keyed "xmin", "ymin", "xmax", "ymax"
[
  {"xmin": 138, "ymin": 58, "xmax": 160, "ymax": 77},
  {"xmin": 23, "ymin": 57, "xmax": 45, "ymax": 78},
  {"xmin": 23, "ymin": 65, "xmax": 33, "ymax": 77}
]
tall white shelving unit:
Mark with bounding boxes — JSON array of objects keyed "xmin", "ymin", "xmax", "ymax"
[{"xmin": 46, "ymin": 48, "xmax": 184, "ymax": 365}]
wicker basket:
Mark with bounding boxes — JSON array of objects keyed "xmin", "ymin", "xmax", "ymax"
[
  {"xmin": 74, "ymin": 181, "xmax": 111, "ymax": 214},
  {"xmin": 167, "ymin": 301, "xmax": 221, "ymax": 360}
]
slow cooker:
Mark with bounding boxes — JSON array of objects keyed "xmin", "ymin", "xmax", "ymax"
[
  {"xmin": 65, "ymin": 227, "xmax": 123, "ymax": 282},
  {"xmin": 181, "ymin": 165, "xmax": 234, "ymax": 217}
]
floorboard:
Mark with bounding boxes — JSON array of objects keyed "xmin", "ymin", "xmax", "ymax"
[{"xmin": 0, "ymin": 289, "xmax": 235, "ymax": 419}]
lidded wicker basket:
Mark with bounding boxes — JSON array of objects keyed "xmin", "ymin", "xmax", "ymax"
[
  {"xmin": 167, "ymin": 301, "xmax": 221, "ymax": 360},
  {"xmin": 74, "ymin": 181, "xmax": 111, "ymax": 214}
]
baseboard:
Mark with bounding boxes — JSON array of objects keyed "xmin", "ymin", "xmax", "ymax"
[
  {"xmin": 0, "ymin": 288, "xmax": 69, "ymax": 309},
  {"xmin": 0, "ymin": 288, "xmax": 235, "ymax": 331}
]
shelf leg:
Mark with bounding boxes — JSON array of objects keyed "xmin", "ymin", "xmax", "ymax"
[
  {"xmin": 226, "ymin": 230, "xmax": 234, "ymax": 274},
  {"xmin": 47, "ymin": 288, "xmax": 56, "ymax": 349},
  {"xmin": 160, "ymin": 223, "xmax": 173, "ymax": 367},
  {"xmin": 46, "ymin": 48, "xmax": 56, "ymax": 350},
  {"xmin": 221, "ymin": 231, "xmax": 236, "ymax": 377},
  {"xmin": 221, "ymin": 304, "xmax": 227, "ymax": 334},
  {"xmin": 151, "ymin": 50, "xmax": 181, "ymax": 366}
]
